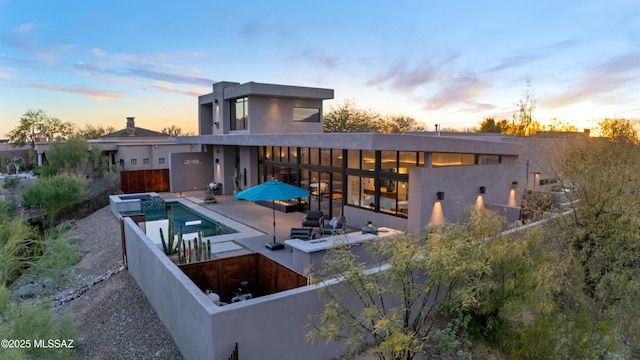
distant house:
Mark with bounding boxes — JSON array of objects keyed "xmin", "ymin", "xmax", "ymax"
[
  {"xmin": 0, "ymin": 140, "xmax": 31, "ymax": 174},
  {"xmin": 95, "ymin": 117, "xmax": 199, "ymax": 172}
]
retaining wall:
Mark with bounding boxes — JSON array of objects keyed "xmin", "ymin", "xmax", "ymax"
[{"xmin": 123, "ymin": 217, "xmax": 345, "ymax": 360}]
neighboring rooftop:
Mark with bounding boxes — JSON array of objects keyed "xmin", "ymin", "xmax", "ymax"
[{"xmin": 102, "ymin": 117, "xmax": 168, "ymax": 138}]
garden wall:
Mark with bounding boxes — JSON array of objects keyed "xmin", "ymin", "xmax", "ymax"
[{"xmin": 123, "ymin": 217, "xmax": 345, "ymax": 360}]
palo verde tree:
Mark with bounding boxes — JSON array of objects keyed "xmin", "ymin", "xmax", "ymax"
[
  {"xmin": 308, "ymin": 207, "xmax": 557, "ymax": 360},
  {"xmin": 544, "ymin": 127, "xmax": 640, "ymax": 351}
]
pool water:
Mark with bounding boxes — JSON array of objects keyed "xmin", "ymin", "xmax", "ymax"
[{"xmin": 121, "ymin": 202, "xmax": 237, "ymax": 244}]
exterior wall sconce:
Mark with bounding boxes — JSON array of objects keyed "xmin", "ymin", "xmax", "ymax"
[
  {"xmin": 215, "ymin": 158, "xmax": 219, "ymax": 164},
  {"xmin": 512, "ymin": 181, "xmax": 518, "ymax": 188},
  {"xmin": 437, "ymin": 191, "xmax": 445, "ymax": 201},
  {"xmin": 479, "ymin": 186, "xmax": 486, "ymax": 194},
  {"xmin": 213, "ymin": 121, "xmax": 220, "ymax": 129},
  {"xmin": 214, "ymin": 99, "xmax": 219, "ymax": 104}
]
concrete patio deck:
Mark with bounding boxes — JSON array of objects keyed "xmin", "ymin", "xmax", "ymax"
[{"xmin": 160, "ymin": 191, "xmax": 348, "ymax": 271}]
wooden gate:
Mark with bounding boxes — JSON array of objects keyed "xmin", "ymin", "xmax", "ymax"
[{"xmin": 120, "ymin": 169, "xmax": 170, "ymax": 193}]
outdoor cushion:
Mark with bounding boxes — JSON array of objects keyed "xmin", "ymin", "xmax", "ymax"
[
  {"xmin": 329, "ymin": 217, "xmax": 338, "ymax": 229},
  {"xmin": 302, "ymin": 211, "xmax": 324, "ymax": 228}
]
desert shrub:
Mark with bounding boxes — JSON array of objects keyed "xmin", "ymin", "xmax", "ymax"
[
  {"xmin": 0, "ymin": 218, "xmax": 39, "ymax": 286},
  {"xmin": 0, "ymin": 285, "xmax": 76, "ymax": 360},
  {"xmin": 28, "ymin": 223, "xmax": 81, "ymax": 285},
  {"xmin": 22, "ymin": 174, "xmax": 87, "ymax": 227}
]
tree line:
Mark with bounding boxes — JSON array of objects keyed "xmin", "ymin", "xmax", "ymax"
[{"xmin": 5, "ymin": 109, "xmax": 189, "ymax": 149}]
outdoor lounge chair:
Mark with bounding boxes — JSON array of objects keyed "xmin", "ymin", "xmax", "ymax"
[
  {"xmin": 302, "ymin": 211, "xmax": 325, "ymax": 232},
  {"xmin": 290, "ymin": 227, "xmax": 315, "ymax": 240},
  {"xmin": 321, "ymin": 215, "xmax": 346, "ymax": 236}
]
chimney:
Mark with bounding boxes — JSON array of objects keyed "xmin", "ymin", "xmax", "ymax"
[{"xmin": 126, "ymin": 117, "xmax": 135, "ymax": 136}]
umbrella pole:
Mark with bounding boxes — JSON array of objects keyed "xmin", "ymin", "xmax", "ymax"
[
  {"xmin": 265, "ymin": 200, "xmax": 284, "ymax": 250},
  {"xmin": 272, "ymin": 200, "xmax": 276, "ymax": 244}
]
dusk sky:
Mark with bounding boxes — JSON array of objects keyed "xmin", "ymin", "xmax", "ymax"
[{"xmin": 1, "ymin": 0, "xmax": 639, "ymax": 137}]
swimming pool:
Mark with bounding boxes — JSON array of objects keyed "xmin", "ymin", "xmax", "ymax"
[{"xmin": 122, "ymin": 201, "xmax": 238, "ymax": 245}]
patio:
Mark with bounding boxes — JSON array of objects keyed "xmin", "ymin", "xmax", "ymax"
[
  {"xmin": 160, "ymin": 190, "xmax": 349, "ymax": 271},
  {"xmin": 123, "ymin": 190, "xmax": 395, "ymax": 360}
]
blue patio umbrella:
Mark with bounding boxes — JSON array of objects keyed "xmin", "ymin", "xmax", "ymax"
[{"xmin": 234, "ymin": 179, "xmax": 310, "ymax": 250}]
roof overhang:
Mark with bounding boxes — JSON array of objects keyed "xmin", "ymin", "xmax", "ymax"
[{"xmin": 177, "ymin": 133, "xmax": 520, "ymax": 155}]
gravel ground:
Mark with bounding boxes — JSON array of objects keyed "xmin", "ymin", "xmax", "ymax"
[{"xmin": 12, "ymin": 206, "xmax": 184, "ymax": 360}]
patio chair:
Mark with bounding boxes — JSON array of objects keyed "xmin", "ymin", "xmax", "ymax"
[
  {"xmin": 302, "ymin": 211, "xmax": 325, "ymax": 233},
  {"xmin": 321, "ymin": 215, "xmax": 346, "ymax": 236},
  {"xmin": 289, "ymin": 227, "xmax": 315, "ymax": 240}
]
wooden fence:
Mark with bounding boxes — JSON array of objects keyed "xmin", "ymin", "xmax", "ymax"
[{"xmin": 120, "ymin": 169, "xmax": 169, "ymax": 193}]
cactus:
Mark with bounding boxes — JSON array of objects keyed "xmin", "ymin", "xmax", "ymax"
[
  {"xmin": 232, "ymin": 168, "xmax": 242, "ymax": 191},
  {"xmin": 194, "ymin": 232, "xmax": 201, "ymax": 261},
  {"xmin": 178, "ymin": 238, "xmax": 186, "ymax": 264},
  {"xmin": 160, "ymin": 207, "xmax": 179, "ymax": 255}
]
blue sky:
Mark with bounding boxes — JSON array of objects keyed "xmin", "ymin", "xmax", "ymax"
[{"xmin": 1, "ymin": 0, "xmax": 639, "ymax": 137}]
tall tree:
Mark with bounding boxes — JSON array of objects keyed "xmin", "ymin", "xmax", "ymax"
[
  {"xmin": 478, "ymin": 117, "xmax": 510, "ymax": 133},
  {"xmin": 542, "ymin": 135, "xmax": 640, "ymax": 354},
  {"xmin": 543, "ymin": 118, "xmax": 578, "ymax": 132},
  {"xmin": 379, "ymin": 115, "xmax": 426, "ymax": 133},
  {"xmin": 161, "ymin": 125, "xmax": 184, "ymax": 137},
  {"xmin": 510, "ymin": 82, "xmax": 539, "ymax": 136},
  {"xmin": 75, "ymin": 124, "xmax": 116, "ymax": 139},
  {"xmin": 597, "ymin": 117, "xmax": 638, "ymax": 143},
  {"xmin": 309, "ymin": 208, "xmax": 556, "ymax": 359},
  {"xmin": 323, "ymin": 100, "xmax": 381, "ymax": 133},
  {"xmin": 7, "ymin": 109, "xmax": 74, "ymax": 149}
]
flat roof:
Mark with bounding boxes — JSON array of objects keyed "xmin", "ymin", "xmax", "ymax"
[{"xmin": 178, "ymin": 132, "xmax": 520, "ymax": 155}]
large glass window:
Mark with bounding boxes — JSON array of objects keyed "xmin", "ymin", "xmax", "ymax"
[
  {"xmin": 399, "ymin": 152, "xmax": 418, "ymax": 174},
  {"xmin": 230, "ymin": 97, "xmax": 248, "ymax": 130},
  {"xmin": 378, "ymin": 179, "xmax": 409, "ymax": 217},
  {"xmin": 477, "ymin": 154, "xmax": 501, "ymax": 165},
  {"xmin": 332, "ymin": 149, "xmax": 343, "ymax": 168},
  {"xmin": 320, "ymin": 148, "xmax": 331, "ymax": 167},
  {"xmin": 293, "ymin": 107, "xmax": 320, "ymax": 122},
  {"xmin": 362, "ymin": 150, "xmax": 375, "ymax": 171},
  {"xmin": 299, "ymin": 148, "xmax": 309, "ymax": 164},
  {"xmin": 310, "ymin": 148, "xmax": 320, "ymax": 165},
  {"xmin": 381, "ymin": 151, "xmax": 397, "ymax": 173},
  {"xmin": 288, "ymin": 147, "xmax": 298, "ymax": 163},
  {"xmin": 432, "ymin": 152, "xmax": 475, "ymax": 166},
  {"xmin": 347, "ymin": 150, "xmax": 359, "ymax": 168}
]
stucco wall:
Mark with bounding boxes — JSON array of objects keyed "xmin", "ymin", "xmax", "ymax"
[
  {"xmin": 169, "ymin": 151, "xmax": 215, "ymax": 193},
  {"xmin": 117, "ymin": 144, "xmax": 195, "ymax": 171},
  {"xmin": 123, "ymin": 217, "xmax": 346, "ymax": 360},
  {"xmin": 248, "ymin": 97, "xmax": 324, "ymax": 134},
  {"xmin": 408, "ymin": 157, "xmax": 522, "ymax": 234},
  {"xmin": 124, "ymin": 218, "xmax": 216, "ymax": 360}
]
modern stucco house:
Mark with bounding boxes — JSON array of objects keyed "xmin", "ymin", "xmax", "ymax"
[
  {"xmin": 120, "ymin": 80, "xmax": 591, "ymax": 360},
  {"xmin": 173, "ymin": 80, "xmax": 575, "ymax": 236}
]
